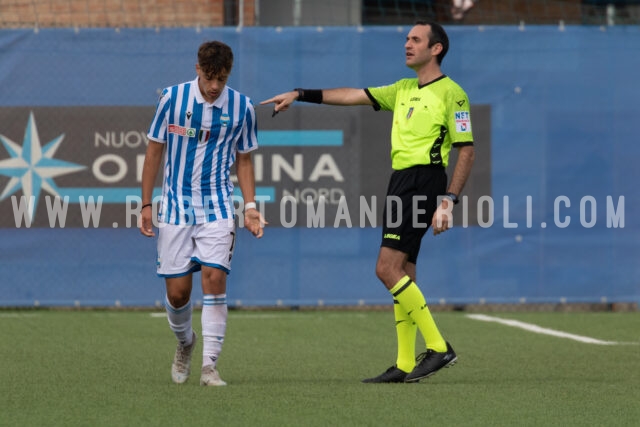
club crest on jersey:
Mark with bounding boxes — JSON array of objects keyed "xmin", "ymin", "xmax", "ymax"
[
  {"xmin": 220, "ymin": 114, "xmax": 231, "ymax": 127},
  {"xmin": 406, "ymin": 107, "xmax": 414, "ymax": 119}
]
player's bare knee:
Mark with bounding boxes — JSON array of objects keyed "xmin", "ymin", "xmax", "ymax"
[
  {"xmin": 166, "ymin": 291, "xmax": 190, "ymax": 308},
  {"xmin": 201, "ymin": 267, "xmax": 227, "ymax": 294}
]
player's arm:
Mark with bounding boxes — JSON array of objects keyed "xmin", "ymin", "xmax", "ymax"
[
  {"xmin": 139, "ymin": 140, "xmax": 164, "ymax": 237},
  {"xmin": 432, "ymin": 145, "xmax": 475, "ymax": 235},
  {"xmin": 236, "ymin": 151, "xmax": 267, "ymax": 238},
  {"xmin": 260, "ymin": 88, "xmax": 372, "ymax": 113}
]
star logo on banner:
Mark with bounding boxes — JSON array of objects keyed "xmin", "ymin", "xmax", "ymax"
[{"xmin": 0, "ymin": 112, "xmax": 85, "ymax": 223}]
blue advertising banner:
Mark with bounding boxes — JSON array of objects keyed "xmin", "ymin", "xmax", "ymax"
[{"xmin": 0, "ymin": 26, "xmax": 638, "ymax": 306}]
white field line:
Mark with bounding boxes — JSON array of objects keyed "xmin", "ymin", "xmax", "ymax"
[
  {"xmin": 149, "ymin": 312, "xmax": 287, "ymax": 319},
  {"xmin": 0, "ymin": 313, "xmax": 40, "ymax": 318},
  {"xmin": 149, "ymin": 312, "xmax": 367, "ymax": 319},
  {"xmin": 466, "ymin": 314, "xmax": 638, "ymax": 346},
  {"xmin": 150, "ymin": 312, "xmax": 292, "ymax": 319}
]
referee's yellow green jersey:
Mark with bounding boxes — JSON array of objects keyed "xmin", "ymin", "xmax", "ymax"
[{"xmin": 365, "ymin": 75, "xmax": 473, "ymax": 170}]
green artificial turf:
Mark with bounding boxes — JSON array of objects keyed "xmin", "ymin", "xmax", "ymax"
[{"xmin": 1, "ymin": 310, "xmax": 638, "ymax": 426}]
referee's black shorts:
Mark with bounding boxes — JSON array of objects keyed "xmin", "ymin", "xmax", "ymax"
[{"xmin": 381, "ymin": 164, "xmax": 447, "ymax": 264}]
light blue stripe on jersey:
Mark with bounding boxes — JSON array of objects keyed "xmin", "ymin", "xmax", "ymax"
[
  {"xmin": 179, "ymin": 83, "xmax": 192, "ymax": 225},
  {"xmin": 201, "ymin": 104, "xmax": 220, "ymax": 222},
  {"xmin": 167, "ymin": 83, "xmax": 189, "ymax": 225},
  {"xmin": 181, "ymin": 85, "xmax": 201, "ymax": 224},
  {"xmin": 151, "ymin": 89, "xmax": 170, "ymax": 139},
  {"xmin": 214, "ymin": 100, "xmax": 228, "ymax": 219},
  {"xmin": 166, "ymin": 85, "xmax": 180, "ymax": 224},
  {"xmin": 240, "ymin": 99, "xmax": 257, "ymax": 151},
  {"xmin": 220, "ymin": 94, "xmax": 246, "ymax": 220},
  {"xmin": 214, "ymin": 89, "xmax": 237, "ymax": 219}
]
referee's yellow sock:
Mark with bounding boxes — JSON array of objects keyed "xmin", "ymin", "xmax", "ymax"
[
  {"xmin": 390, "ymin": 276, "xmax": 447, "ymax": 353},
  {"xmin": 393, "ymin": 299, "xmax": 417, "ymax": 372}
]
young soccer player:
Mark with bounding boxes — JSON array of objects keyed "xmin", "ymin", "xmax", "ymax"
[
  {"xmin": 261, "ymin": 21, "xmax": 474, "ymax": 383},
  {"xmin": 140, "ymin": 41, "xmax": 266, "ymax": 386}
]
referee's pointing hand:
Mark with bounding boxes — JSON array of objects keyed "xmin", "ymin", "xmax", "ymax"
[{"xmin": 260, "ymin": 91, "xmax": 299, "ymax": 116}]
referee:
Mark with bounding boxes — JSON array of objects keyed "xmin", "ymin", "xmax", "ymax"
[{"xmin": 262, "ymin": 21, "xmax": 474, "ymax": 383}]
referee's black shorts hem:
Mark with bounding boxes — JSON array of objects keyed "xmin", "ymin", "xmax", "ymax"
[{"xmin": 381, "ymin": 165, "xmax": 447, "ymax": 263}]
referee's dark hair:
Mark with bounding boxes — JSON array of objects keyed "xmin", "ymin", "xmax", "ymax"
[
  {"xmin": 415, "ymin": 21, "xmax": 449, "ymax": 65},
  {"xmin": 198, "ymin": 41, "xmax": 234, "ymax": 78}
]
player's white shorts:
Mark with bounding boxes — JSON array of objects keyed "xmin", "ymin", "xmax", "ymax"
[{"xmin": 156, "ymin": 220, "xmax": 236, "ymax": 278}]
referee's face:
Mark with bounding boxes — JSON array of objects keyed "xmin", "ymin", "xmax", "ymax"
[
  {"xmin": 405, "ymin": 25, "xmax": 440, "ymax": 71},
  {"xmin": 196, "ymin": 64, "xmax": 230, "ymax": 103}
]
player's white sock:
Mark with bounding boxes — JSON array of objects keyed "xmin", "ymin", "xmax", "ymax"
[
  {"xmin": 201, "ymin": 294, "xmax": 227, "ymax": 368},
  {"xmin": 165, "ymin": 296, "xmax": 193, "ymax": 347}
]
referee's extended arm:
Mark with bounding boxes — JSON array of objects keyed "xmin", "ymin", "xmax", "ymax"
[{"xmin": 261, "ymin": 88, "xmax": 372, "ymax": 113}]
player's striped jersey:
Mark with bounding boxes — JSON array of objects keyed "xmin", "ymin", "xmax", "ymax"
[
  {"xmin": 147, "ymin": 78, "xmax": 258, "ymax": 225},
  {"xmin": 366, "ymin": 75, "xmax": 473, "ymax": 170}
]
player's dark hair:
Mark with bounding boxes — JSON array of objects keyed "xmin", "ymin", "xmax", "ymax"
[
  {"xmin": 198, "ymin": 41, "xmax": 234, "ymax": 78},
  {"xmin": 415, "ymin": 20, "xmax": 449, "ymax": 65}
]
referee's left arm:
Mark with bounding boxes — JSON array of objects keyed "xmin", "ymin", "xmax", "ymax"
[
  {"xmin": 447, "ymin": 145, "xmax": 475, "ymax": 197},
  {"xmin": 431, "ymin": 145, "xmax": 474, "ymax": 236}
]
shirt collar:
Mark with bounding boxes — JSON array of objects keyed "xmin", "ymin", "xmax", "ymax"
[{"xmin": 193, "ymin": 77, "xmax": 228, "ymax": 108}]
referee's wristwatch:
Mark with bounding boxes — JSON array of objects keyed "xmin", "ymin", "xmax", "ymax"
[{"xmin": 445, "ymin": 192, "xmax": 459, "ymax": 205}]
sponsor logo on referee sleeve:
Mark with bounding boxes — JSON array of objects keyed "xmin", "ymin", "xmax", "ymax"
[{"xmin": 454, "ymin": 111, "xmax": 471, "ymax": 133}]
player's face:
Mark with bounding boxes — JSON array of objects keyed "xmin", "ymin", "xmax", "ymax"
[
  {"xmin": 405, "ymin": 25, "xmax": 440, "ymax": 70},
  {"xmin": 196, "ymin": 64, "xmax": 230, "ymax": 103}
]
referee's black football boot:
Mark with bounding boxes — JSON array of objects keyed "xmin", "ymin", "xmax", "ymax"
[
  {"xmin": 362, "ymin": 365, "xmax": 409, "ymax": 383},
  {"xmin": 404, "ymin": 342, "xmax": 457, "ymax": 383}
]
